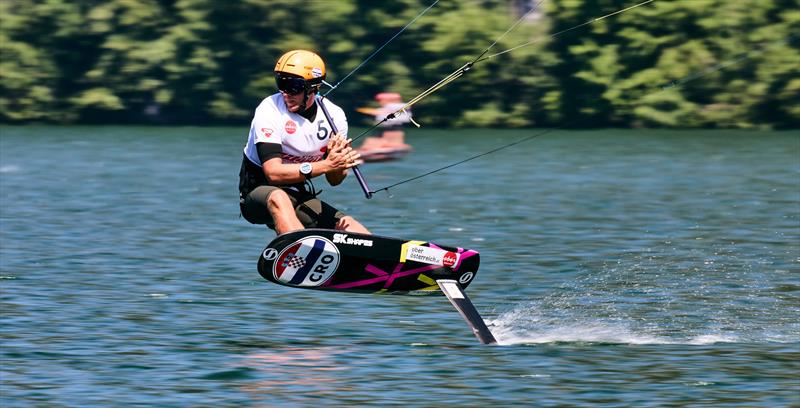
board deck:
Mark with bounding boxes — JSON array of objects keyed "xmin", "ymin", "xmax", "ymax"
[{"xmin": 257, "ymin": 229, "xmax": 480, "ymax": 294}]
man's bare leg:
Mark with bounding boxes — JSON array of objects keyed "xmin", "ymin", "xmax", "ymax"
[
  {"xmin": 267, "ymin": 190, "xmax": 304, "ymax": 234},
  {"xmin": 336, "ymin": 216, "xmax": 370, "ymax": 234}
]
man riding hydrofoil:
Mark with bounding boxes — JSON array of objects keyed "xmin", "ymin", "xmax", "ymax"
[{"xmin": 238, "ymin": 50, "xmax": 370, "ymax": 235}]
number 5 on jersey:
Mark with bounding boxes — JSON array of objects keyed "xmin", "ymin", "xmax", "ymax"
[{"xmin": 316, "ymin": 120, "xmax": 329, "ymax": 140}]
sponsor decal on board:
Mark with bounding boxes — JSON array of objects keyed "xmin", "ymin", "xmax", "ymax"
[
  {"xmin": 262, "ymin": 248, "xmax": 278, "ymax": 261},
  {"xmin": 403, "ymin": 244, "xmax": 460, "ymax": 269},
  {"xmin": 273, "ymin": 236, "xmax": 340, "ymax": 287},
  {"xmin": 459, "ymin": 271, "xmax": 474, "ymax": 284},
  {"xmin": 333, "ymin": 233, "xmax": 373, "ymax": 247}
]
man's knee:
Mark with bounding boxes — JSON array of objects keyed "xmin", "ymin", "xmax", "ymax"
[
  {"xmin": 266, "ymin": 189, "xmax": 293, "ymax": 212},
  {"xmin": 337, "ymin": 216, "xmax": 354, "ymax": 227},
  {"xmin": 336, "ymin": 216, "xmax": 370, "ymax": 233}
]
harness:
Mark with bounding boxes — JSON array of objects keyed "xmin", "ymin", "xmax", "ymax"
[{"xmin": 238, "ymin": 155, "xmax": 321, "ymax": 203}]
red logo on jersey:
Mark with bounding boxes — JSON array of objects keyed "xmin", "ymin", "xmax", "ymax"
[
  {"xmin": 320, "ymin": 146, "xmax": 328, "ymax": 154},
  {"xmin": 260, "ymin": 128, "xmax": 273, "ymax": 138},
  {"xmin": 285, "ymin": 120, "xmax": 297, "ymax": 134},
  {"xmin": 443, "ymin": 251, "xmax": 458, "ymax": 267}
]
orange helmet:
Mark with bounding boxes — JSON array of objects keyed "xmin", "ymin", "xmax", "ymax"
[{"xmin": 274, "ymin": 50, "xmax": 326, "ymax": 88}]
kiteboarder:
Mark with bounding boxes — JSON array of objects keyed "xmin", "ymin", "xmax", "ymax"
[
  {"xmin": 238, "ymin": 50, "xmax": 370, "ymax": 235},
  {"xmin": 356, "ymin": 92, "xmax": 414, "ymax": 162}
]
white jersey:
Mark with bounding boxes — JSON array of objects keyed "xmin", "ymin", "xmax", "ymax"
[{"xmin": 243, "ymin": 93, "xmax": 348, "ymax": 166}]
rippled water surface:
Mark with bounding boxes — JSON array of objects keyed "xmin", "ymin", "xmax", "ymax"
[{"xmin": 1, "ymin": 126, "xmax": 798, "ymax": 406}]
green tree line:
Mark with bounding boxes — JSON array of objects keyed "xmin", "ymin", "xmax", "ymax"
[{"xmin": 1, "ymin": 0, "xmax": 797, "ymax": 128}]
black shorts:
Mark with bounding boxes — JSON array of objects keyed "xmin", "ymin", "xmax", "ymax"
[{"xmin": 240, "ymin": 185, "xmax": 346, "ymax": 230}]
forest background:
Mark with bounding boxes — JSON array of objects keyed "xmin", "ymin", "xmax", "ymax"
[{"xmin": 1, "ymin": 0, "xmax": 797, "ymax": 128}]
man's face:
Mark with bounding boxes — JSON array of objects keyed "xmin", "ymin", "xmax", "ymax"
[
  {"xmin": 280, "ymin": 89, "xmax": 309, "ymax": 113},
  {"xmin": 276, "ymin": 75, "xmax": 312, "ymax": 113}
]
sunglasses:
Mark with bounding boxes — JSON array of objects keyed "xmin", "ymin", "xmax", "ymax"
[{"xmin": 275, "ymin": 75, "xmax": 307, "ymax": 95}]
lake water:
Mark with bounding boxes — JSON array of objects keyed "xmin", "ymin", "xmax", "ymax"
[{"xmin": 1, "ymin": 126, "xmax": 798, "ymax": 406}]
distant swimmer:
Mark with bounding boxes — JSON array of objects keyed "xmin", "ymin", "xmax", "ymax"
[
  {"xmin": 356, "ymin": 92, "xmax": 414, "ymax": 162},
  {"xmin": 238, "ymin": 49, "xmax": 370, "ymax": 235}
]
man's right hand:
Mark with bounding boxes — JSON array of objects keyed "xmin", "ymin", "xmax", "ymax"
[{"xmin": 325, "ymin": 134, "xmax": 360, "ymax": 171}]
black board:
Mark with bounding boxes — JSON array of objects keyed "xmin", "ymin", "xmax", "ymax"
[{"xmin": 257, "ymin": 229, "xmax": 480, "ymax": 294}]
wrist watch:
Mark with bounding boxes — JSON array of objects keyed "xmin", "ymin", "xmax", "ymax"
[{"xmin": 299, "ymin": 162, "xmax": 313, "ymax": 179}]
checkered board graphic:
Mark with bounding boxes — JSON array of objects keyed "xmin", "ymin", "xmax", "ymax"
[{"xmin": 282, "ymin": 253, "xmax": 306, "ymax": 269}]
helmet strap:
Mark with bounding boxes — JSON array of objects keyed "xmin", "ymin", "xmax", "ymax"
[
  {"xmin": 296, "ymin": 87, "xmax": 319, "ymax": 119},
  {"xmin": 297, "ymin": 86, "xmax": 318, "ymax": 115}
]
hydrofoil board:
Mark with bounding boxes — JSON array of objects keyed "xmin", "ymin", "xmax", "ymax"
[
  {"xmin": 256, "ymin": 229, "xmax": 496, "ymax": 344},
  {"xmin": 257, "ymin": 229, "xmax": 479, "ymax": 295}
]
